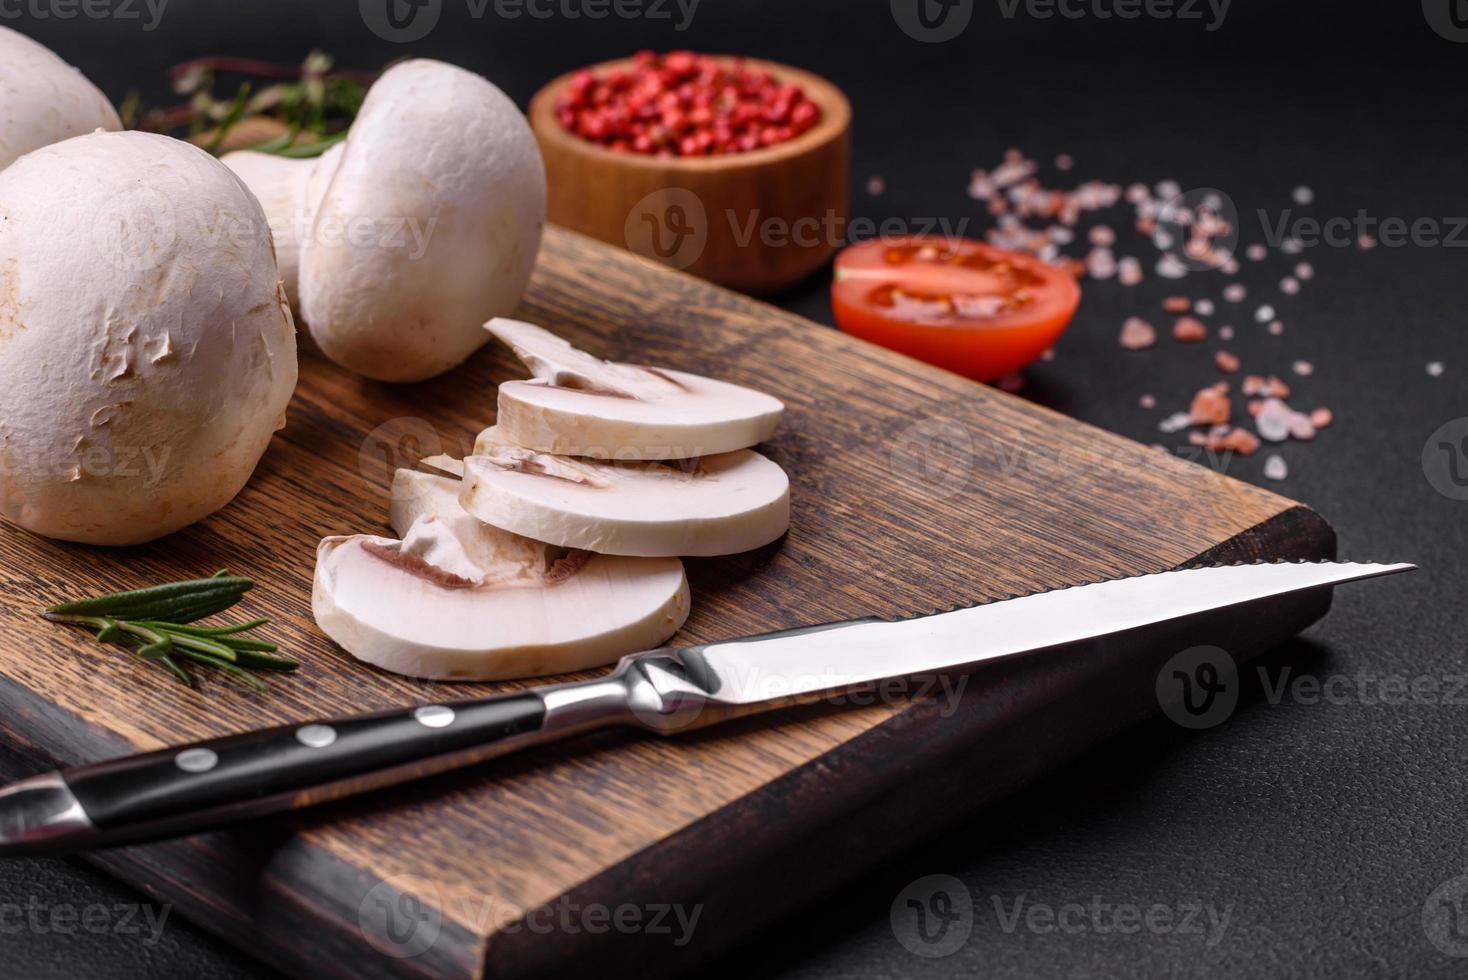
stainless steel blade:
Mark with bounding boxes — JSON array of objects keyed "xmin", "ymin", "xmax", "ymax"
[{"xmin": 681, "ymin": 562, "xmax": 1415, "ymax": 707}]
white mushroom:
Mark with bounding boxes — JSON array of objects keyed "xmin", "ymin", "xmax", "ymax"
[
  {"xmin": 0, "ymin": 26, "xmax": 120, "ymax": 171},
  {"xmin": 312, "ymin": 461, "xmax": 690, "ymax": 680},
  {"xmin": 224, "ymin": 59, "xmax": 546, "ymax": 382},
  {"xmin": 488, "ymin": 318, "xmax": 785, "ymax": 460},
  {"xmin": 458, "ymin": 427, "xmax": 790, "ymax": 557},
  {"xmin": 0, "ymin": 131, "xmax": 297, "ymax": 545}
]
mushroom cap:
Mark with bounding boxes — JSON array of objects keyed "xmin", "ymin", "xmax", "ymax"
[
  {"xmin": 219, "ymin": 149, "xmax": 320, "ymax": 309},
  {"xmin": 488, "ymin": 318, "xmax": 784, "ymax": 460},
  {"xmin": 461, "ymin": 428, "xmax": 791, "ymax": 557},
  {"xmin": 312, "ymin": 466, "xmax": 690, "ymax": 680},
  {"xmin": 0, "ymin": 26, "xmax": 120, "ymax": 171},
  {"xmin": 297, "ymin": 60, "xmax": 546, "ymax": 382},
  {"xmin": 0, "ymin": 131, "xmax": 298, "ymax": 544}
]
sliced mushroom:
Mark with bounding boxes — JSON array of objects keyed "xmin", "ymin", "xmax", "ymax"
[
  {"xmin": 487, "ymin": 318, "xmax": 784, "ymax": 460},
  {"xmin": 458, "ymin": 427, "xmax": 790, "ymax": 557},
  {"xmin": 312, "ymin": 464, "xmax": 689, "ymax": 681}
]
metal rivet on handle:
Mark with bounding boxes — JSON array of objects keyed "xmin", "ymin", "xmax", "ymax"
[
  {"xmin": 295, "ymin": 724, "xmax": 337, "ymax": 748},
  {"xmin": 175, "ymin": 748, "xmax": 218, "ymax": 773},
  {"xmin": 412, "ymin": 705, "xmax": 455, "ymax": 729}
]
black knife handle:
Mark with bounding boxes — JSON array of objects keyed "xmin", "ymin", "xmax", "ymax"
[{"xmin": 65, "ymin": 693, "xmax": 547, "ymax": 835}]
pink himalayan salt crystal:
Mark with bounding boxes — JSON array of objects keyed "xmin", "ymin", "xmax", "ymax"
[
  {"xmin": 1280, "ymin": 276, "xmax": 1301, "ymax": 295},
  {"xmin": 1089, "ymin": 224, "xmax": 1115, "ymax": 246},
  {"xmin": 1221, "ymin": 257, "xmax": 1240, "ymax": 275},
  {"xmin": 1359, "ymin": 234, "xmax": 1377, "ymax": 250},
  {"xmin": 1055, "ymin": 153, "xmax": 1074, "ymax": 171},
  {"xmin": 1263, "ymin": 454, "xmax": 1288, "ymax": 480},
  {"xmin": 1162, "ymin": 296, "xmax": 1191, "ymax": 313},
  {"xmin": 1255, "ymin": 304, "xmax": 1276, "ymax": 322},
  {"xmin": 1195, "ymin": 299, "xmax": 1216, "ymax": 316},
  {"xmin": 1255, "ymin": 399, "xmax": 1293, "ymax": 442},
  {"xmin": 1310, "ymin": 407, "xmax": 1333, "ymax": 428},
  {"xmin": 1119, "ymin": 317, "xmax": 1157, "ymax": 350},
  {"xmin": 1189, "ymin": 382, "xmax": 1232, "ymax": 425},
  {"xmin": 1040, "ymin": 347, "xmax": 1056, "ymax": 362},
  {"xmin": 1118, "ymin": 256, "xmax": 1143, "ymax": 285},
  {"xmin": 1224, "ymin": 283, "xmax": 1247, "ymax": 303},
  {"xmin": 1218, "ymin": 325, "xmax": 1235, "ymax": 340},
  {"xmin": 1295, "ymin": 261, "xmax": 1314, "ymax": 280},
  {"xmin": 1215, "ymin": 350, "xmax": 1241, "ymax": 373},
  {"xmin": 1427, "ymin": 361, "xmax": 1445, "ymax": 377},
  {"xmin": 1246, "ymin": 244, "xmax": 1267, "ymax": 261},
  {"xmin": 1292, "ymin": 359, "xmax": 1314, "ymax": 376},
  {"xmin": 1268, "ymin": 320, "xmax": 1285, "ymax": 335},
  {"xmin": 1139, "ymin": 393, "xmax": 1157, "ymax": 409},
  {"xmin": 1173, "ymin": 316, "xmax": 1208, "ymax": 342},
  {"xmin": 997, "ymin": 373, "xmax": 1025, "ymax": 393},
  {"xmin": 866, "ymin": 176, "xmax": 886, "ymax": 196}
]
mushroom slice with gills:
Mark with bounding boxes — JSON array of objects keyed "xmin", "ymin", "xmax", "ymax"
[
  {"xmin": 459, "ymin": 427, "xmax": 791, "ymax": 557},
  {"xmin": 312, "ymin": 465, "xmax": 690, "ymax": 681},
  {"xmin": 488, "ymin": 318, "xmax": 785, "ymax": 460}
]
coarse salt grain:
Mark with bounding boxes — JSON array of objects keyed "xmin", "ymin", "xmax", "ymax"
[
  {"xmin": 866, "ymin": 176, "xmax": 885, "ymax": 196},
  {"xmin": 1173, "ymin": 316, "xmax": 1208, "ymax": 342},
  {"xmin": 1195, "ymin": 299, "xmax": 1215, "ymax": 316},
  {"xmin": 1292, "ymin": 186, "xmax": 1314, "ymax": 205},
  {"xmin": 1255, "ymin": 304, "xmax": 1275, "ymax": 323},
  {"xmin": 1292, "ymin": 359, "xmax": 1313, "ymax": 376},
  {"xmin": 1427, "ymin": 361, "xmax": 1445, "ymax": 377},
  {"xmin": 1263, "ymin": 455, "xmax": 1288, "ymax": 480},
  {"xmin": 1119, "ymin": 317, "xmax": 1157, "ymax": 350},
  {"xmin": 1139, "ymin": 393, "xmax": 1156, "ymax": 409},
  {"xmin": 1281, "ymin": 238, "xmax": 1303, "ymax": 255},
  {"xmin": 1162, "ymin": 296, "xmax": 1191, "ymax": 313},
  {"xmin": 1294, "ymin": 261, "xmax": 1313, "ymax": 280},
  {"xmin": 1055, "ymin": 153, "xmax": 1074, "ymax": 171},
  {"xmin": 1159, "ymin": 411, "xmax": 1191, "ymax": 433},
  {"xmin": 1280, "ymin": 276, "xmax": 1300, "ymax": 295},
  {"xmin": 1359, "ymin": 234, "xmax": 1377, "ymax": 250},
  {"xmin": 1268, "ymin": 320, "xmax": 1285, "ymax": 335},
  {"xmin": 997, "ymin": 373, "xmax": 1025, "ymax": 393},
  {"xmin": 1118, "ymin": 256, "xmax": 1143, "ymax": 285},
  {"xmin": 1219, "ymin": 325, "xmax": 1235, "ymax": 340},
  {"xmin": 1215, "ymin": 350, "xmax": 1240, "ymax": 373},
  {"xmin": 1156, "ymin": 254, "xmax": 1187, "ymax": 279},
  {"xmin": 1040, "ymin": 347, "xmax": 1056, "ymax": 362},
  {"xmin": 1246, "ymin": 244, "xmax": 1267, "ymax": 261},
  {"xmin": 1223, "ymin": 283, "xmax": 1247, "ymax": 303},
  {"xmin": 1089, "ymin": 225, "xmax": 1115, "ymax": 246},
  {"xmin": 1310, "ymin": 407, "xmax": 1333, "ymax": 428},
  {"xmin": 1189, "ymin": 382, "xmax": 1232, "ymax": 425}
]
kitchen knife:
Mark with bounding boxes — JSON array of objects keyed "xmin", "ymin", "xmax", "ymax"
[{"xmin": 0, "ymin": 561, "xmax": 1412, "ymax": 856}]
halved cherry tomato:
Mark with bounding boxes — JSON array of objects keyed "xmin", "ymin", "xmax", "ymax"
[{"xmin": 831, "ymin": 235, "xmax": 1081, "ymax": 382}]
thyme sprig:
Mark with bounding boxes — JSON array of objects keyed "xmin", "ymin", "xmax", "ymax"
[{"xmin": 42, "ymin": 571, "xmax": 298, "ymax": 692}]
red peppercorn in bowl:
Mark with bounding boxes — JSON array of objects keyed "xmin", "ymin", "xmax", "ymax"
[
  {"xmin": 530, "ymin": 53, "xmax": 850, "ymax": 295},
  {"xmin": 554, "ymin": 50, "xmax": 824, "ymax": 158}
]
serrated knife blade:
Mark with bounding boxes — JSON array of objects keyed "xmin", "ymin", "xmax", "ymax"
[{"xmin": 0, "ymin": 561, "xmax": 1413, "ymax": 855}]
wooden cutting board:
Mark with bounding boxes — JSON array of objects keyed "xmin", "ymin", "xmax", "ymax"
[{"xmin": 0, "ymin": 227, "xmax": 1333, "ymax": 980}]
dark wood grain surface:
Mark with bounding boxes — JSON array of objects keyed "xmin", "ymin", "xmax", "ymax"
[{"xmin": 0, "ymin": 226, "xmax": 1331, "ymax": 979}]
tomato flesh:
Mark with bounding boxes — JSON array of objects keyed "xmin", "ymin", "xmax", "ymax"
[{"xmin": 831, "ymin": 236, "xmax": 1081, "ymax": 382}]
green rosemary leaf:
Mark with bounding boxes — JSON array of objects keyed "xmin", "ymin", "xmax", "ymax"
[
  {"xmin": 178, "ymin": 651, "xmax": 268, "ymax": 693},
  {"xmin": 155, "ymin": 654, "xmax": 194, "ymax": 687},
  {"xmin": 266, "ymin": 130, "xmax": 346, "ymax": 159},
  {"xmin": 45, "ymin": 576, "xmax": 252, "ymax": 618},
  {"xmin": 230, "ymin": 650, "xmax": 300, "ymax": 672},
  {"xmin": 164, "ymin": 631, "xmax": 239, "ymax": 663}
]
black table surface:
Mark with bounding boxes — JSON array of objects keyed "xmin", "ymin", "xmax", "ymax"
[{"xmin": 3, "ymin": 1, "xmax": 1465, "ymax": 977}]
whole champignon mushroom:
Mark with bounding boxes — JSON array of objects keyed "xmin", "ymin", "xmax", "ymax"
[
  {"xmin": 0, "ymin": 26, "xmax": 120, "ymax": 170},
  {"xmin": 224, "ymin": 60, "xmax": 546, "ymax": 382},
  {"xmin": 312, "ymin": 461, "xmax": 690, "ymax": 680},
  {"xmin": 459, "ymin": 427, "xmax": 790, "ymax": 557},
  {"xmin": 488, "ymin": 318, "xmax": 785, "ymax": 460},
  {"xmin": 0, "ymin": 131, "xmax": 298, "ymax": 545}
]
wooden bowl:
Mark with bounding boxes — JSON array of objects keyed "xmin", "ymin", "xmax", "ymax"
[{"xmin": 529, "ymin": 56, "xmax": 851, "ymax": 295}]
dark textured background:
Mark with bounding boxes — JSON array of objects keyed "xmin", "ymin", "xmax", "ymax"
[{"xmin": 2, "ymin": 0, "xmax": 1465, "ymax": 976}]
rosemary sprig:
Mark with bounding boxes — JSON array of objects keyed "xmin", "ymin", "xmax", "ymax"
[{"xmin": 42, "ymin": 571, "xmax": 298, "ymax": 692}]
